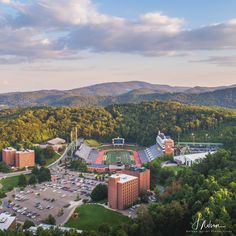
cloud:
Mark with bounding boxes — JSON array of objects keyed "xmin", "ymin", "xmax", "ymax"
[
  {"xmin": 193, "ymin": 56, "xmax": 236, "ymax": 66},
  {"xmin": 0, "ymin": 0, "xmax": 11, "ymax": 4},
  {"xmin": 0, "ymin": 0, "xmax": 236, "ymax": 64}
]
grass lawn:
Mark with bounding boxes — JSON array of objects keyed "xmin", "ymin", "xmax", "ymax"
[
  {"xmin": 163, "ymin": 165, "xmax": 186, "ymax": 173},
  {"xmin": 0, "ymin": 174, "xmax": 30, "ymax": 192},
  {"xmin": 44, "ymin": 152, "xmax": 61, "ymax": 166},
  {"xmin": 84, "ymin": 139, "xmax": 100, "ymax": 147},
  {"xmin": 65, "ymin": 204, "xmax": 129, "ymax": 231}
]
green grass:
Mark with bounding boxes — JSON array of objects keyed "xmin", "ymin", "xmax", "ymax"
[
  {"xmin": 0, "ymin": 174, "xmax": 30, "ymax": 192},
  {"xmin": 104, "ymin": 150, "xmax": 135, "ymax": 165},
  {"xmin": 163, "ymin": 166, "xmax": 186, "ymax": 173},
  {"xmin": 84, "ymin": 139, "xmax": 100, "ymax": 147},
  {"xmin": 65, "ymin": 204, "xmax": 129, "ymax": 231},
  {"xmin": 44, "ymin": 152, "xmax": 61, "ymax": 166}
]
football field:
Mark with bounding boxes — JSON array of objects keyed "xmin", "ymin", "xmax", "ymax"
[{"xmin": 104, "ymin": 150, "xmax": 135, "ymax": 165}]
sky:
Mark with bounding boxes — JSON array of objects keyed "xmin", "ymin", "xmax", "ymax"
[{"xmin": 0, "ymin": 0, "xmax": 236, "ymax": 92}]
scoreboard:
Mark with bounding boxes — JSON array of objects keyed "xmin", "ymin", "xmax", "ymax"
[{"xmin": 112, "ymin": 137, "xmax": 125, "ymax": 146}]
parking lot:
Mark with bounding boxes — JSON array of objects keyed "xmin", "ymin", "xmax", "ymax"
[{"xmin": 1, "ymin": 167, "xmax": 106, "ymax": 225}]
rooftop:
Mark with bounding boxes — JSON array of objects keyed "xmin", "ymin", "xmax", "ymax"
[
  {"xmin": 16, "ymin": 149, "xmax": 34, "ymax": 154},
  {"xmin": 0, "ymin": 213, "xmax": 16, "ymax": 230},
  {"xmin": 27, "ymin": 224, "xmax": 82, "ymax": 234},
  {"xmin": 110, "ymin": 173, "xmax": 138, "ymax": 183},
  {"xmin": 47, "ymin": 137, "xmax": 66, "ymax": 145},
  {"xmin": 89, "ymin": 164, "xmax": 109, "ymax": 168},
  {"xmin": 3, "ymin": 147, "xmax": 16, "ymax": 152},
  {"xmin": 128, "ymin": 167, "xmax": 147, "ymax": 173},
  {"xmin": 177, "ymin": 152, "xmax": 213, "ymax": 161}
]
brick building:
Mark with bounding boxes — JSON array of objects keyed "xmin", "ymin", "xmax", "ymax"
[
  {"xmin": 2, "ymin": 148, "xmax": 35, "ymax": 168},
  {"xmin": 15, "ymin": 150, "xmax": 35, "ymax": 168},
  {"xmin": 2, "ymin": 147, "xmax": 16, "ymax": 166},
  {"xmin": 164, "ymin": 139, "xmax": 175, "ymax": 155},
  {"xmin": 122, "ymin": 167, "xmax": 150, "ymax": 193},
  {"xmin": 108, "ymin": 173, "xmax": 139, "ymax": 210}
]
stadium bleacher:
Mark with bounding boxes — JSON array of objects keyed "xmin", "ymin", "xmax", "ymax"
[
  {"xmin": 88, "ymin": 149, "xmax": 99, "ymax": 164},
  {"xmin": 74, "ymin": 143, "xmax": 92, "ymax": 163},
  {"xmin": 138, "ymin": 144, "xmax": 164, "ymax": 164},
  {"xmin": 138, "ymin": 150, "xmax": 149, "ymax": 164},
  {"xmin": 74, "ymin": 141, "xmax": 99, "ymax": 164}
]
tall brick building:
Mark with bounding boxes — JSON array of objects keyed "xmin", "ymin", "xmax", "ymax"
[
  {"xmin": 15, "ymin": 150, "xmax": 35, "ymax": 168},
  {"xmin": 2, "ymin": 147, "xmax": 16, "ymax": 166},
  {"xmin": 2, "ymin": 148, "xmax": 35, "ymax": 168},
  {"xmin": 122, "ymin": 167, "xmax": 150, "ymax": 193},
  {"xmin": 108, "ymin": 173, "xmax": 139, "ymax": 210}
]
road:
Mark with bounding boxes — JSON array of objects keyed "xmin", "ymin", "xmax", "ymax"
[{"xmin": 47, "ymin": 142, "xmax": 75, "ymax": 169}]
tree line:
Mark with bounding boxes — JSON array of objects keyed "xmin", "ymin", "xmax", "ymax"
[{"xmin": 0, "ymin": 101, "xmax": 235, "ymax": 153}]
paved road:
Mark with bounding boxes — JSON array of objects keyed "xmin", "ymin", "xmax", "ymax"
[
  {"xmin": 0, "ymin": 170, "xmax": 31, "ymax": 180},
  {"xmin": 47, "ymin": 142, "xmax": 75, "ymax": 169}
]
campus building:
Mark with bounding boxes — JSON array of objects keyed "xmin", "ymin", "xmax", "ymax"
[
  {"xmin": 2, "ymin": 148, "xmax": 35, "ymax": 168},
  {"xmin": 122, "ymin": 167, "xmax": 150, "ymax": 193},
  {"xmin": 174, "ymin": 152, "xmax": 213, "ymax": 167},
  {"xmin": 15, "ymin": 150, "xmax": 35, "ymax": 168},
  {"xmin": 0, "ymin": 213, "xmax": 16, "ymax": 231},
  {"xmin": 108, "ymin": 173, "xmax": 139, "ymax": 210},
  {"xmin": 2, "ymin": 147, "xmax": 16, "ymax": 166},
  {"xmin": 156, "ymin": 131, "xmax": 174, "ymax": 155}
]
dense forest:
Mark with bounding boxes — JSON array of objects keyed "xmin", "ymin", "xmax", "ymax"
[{"xmin": 0, "ymin": 100, "xmax": 235, "ymax": 152}]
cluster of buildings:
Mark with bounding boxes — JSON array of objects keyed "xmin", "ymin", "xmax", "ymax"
[
  {"xmin": 108, "ymin": 167, "xmax": 150, "ymax": 210},
  {"xmin": 2, "ymin": 147, "xmax": 35, "ymax": 168}
]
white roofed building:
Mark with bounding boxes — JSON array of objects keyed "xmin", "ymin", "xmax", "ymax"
[
  {"xmin": 0, "ymin": 213, "xmax": 16, "ymax": 231},
  {"xmin": 174, "ymin": 152, "xmax": 213, "ymax": 167}
]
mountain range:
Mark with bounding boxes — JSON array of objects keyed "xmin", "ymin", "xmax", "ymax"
[{"xmin": 0, "ymin": 81, "xmax": 235, "ymax": 109}]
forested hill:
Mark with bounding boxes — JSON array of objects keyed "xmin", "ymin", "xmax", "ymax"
[
  {"xmin": 0, "ymin": 101, "xmax": 235, "ymax": 151},
  {"xmin": 0, "ymin": 82, "xmax": 235, "ymax": 109},
  {"xmin": 115, "ymin": 87, "xmax": 236, "ymax": 109}
]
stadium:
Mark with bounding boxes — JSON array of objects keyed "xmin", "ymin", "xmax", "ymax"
[
  {"xmin": 73, "ymin": 134, "xmax": 174, "ymax": 172},
  {"xmin": 72, "ymin": 132, "xmax": 223, "ymax": 172}
]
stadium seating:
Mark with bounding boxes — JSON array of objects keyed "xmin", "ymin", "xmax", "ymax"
[
  {"xmin": 138, "ymin": 144, "xmax": 164, "ymax": 163},
  {"xmin": 74, "ymin": 142, "xmax": 99, "ymax": 164},
  {"xmin": 74, "ymin": 143, "xmax": 92, "ymax": 163},
  {"xmin": 138, "ymin": 150, "xmax": 149, "ymax": 164},
  {"xmin": 88, "ymin": 149, "xmax": 99, "ymax": 164}
]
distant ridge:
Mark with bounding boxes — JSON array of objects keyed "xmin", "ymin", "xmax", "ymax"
[{"xmin": 0, "ymin": 81, "xmax": 235, "ymax": 108}]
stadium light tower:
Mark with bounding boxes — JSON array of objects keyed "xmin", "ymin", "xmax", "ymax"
[{"xmin": 75, "ymin": 127, "xmax": 78, "ymax": 149}]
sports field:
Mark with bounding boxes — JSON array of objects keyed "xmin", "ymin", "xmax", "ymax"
[{"xmin": 103, "ymin": 150, "xmax": 135, "ymax": 165}]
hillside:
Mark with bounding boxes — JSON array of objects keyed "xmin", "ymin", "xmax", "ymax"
[
  {"xmin": 0, "ymin": 81, "xmax": 235, "ymax": 108},
  {"xmin": 116, "ymin": 87, "xmax": 236, "ymax": 109},
  {"xmin": 0, "ymin": 101, "xmax": 235, "ymax": 151}
]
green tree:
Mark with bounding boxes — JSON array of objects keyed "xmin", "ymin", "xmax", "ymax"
[
  {"xmin": 43, "ymin": 214, "xmax": 56, "ymax": 225},
  {"xmin": 23, "ymin": 220, "xmax": 35, "ymax": 229},
  {"xmin": 18, "ymin": 174, "xmax": 27, "ymax": 187},
  {"xmin": 91, "ymin": 184, "xmax": 108, "ymax": 202},
  {"xmin": 28, "ymin": 174, "xmax": 37, "ymax": 185}
]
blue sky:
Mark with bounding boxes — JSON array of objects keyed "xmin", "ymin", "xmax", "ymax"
[
  {"xmin": 95, "ymin": 0, "xmax": 236, "ymax": 27},
  {"xmin": 0, "ymin": 0, "xmax": 236, "ymax": 92}
]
